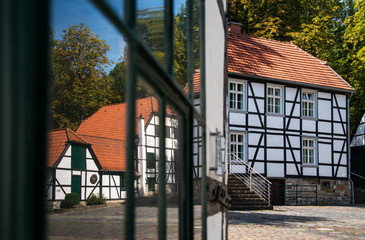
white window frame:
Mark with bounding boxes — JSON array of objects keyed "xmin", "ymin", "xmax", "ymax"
[
  {"xmin": 302, "ymin": 89, "xmax": 317, "ymax": 118},
  {"xmin": 267, "ymin": 84, "xmax": 283, "ymax": 114},
  {"xmin": 302, "ymin": 137, "xmax": 317, "ymax": 166},
  {"xmin": 229, "ymin": 79, "xmax": 246, "ymax": 111},
  {"xmin": 229, "ymin": 132, "xmax": 247, "ymax": 162}
]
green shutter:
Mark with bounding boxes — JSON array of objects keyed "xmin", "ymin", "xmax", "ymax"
[{"xmin": 72, "ymin": 146, "xmax": 86, "ymax": 170}]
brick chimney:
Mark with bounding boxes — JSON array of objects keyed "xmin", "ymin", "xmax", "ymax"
[{"xmin": 228, "ymin": 22, "xmax": 242, "ymax": 34}]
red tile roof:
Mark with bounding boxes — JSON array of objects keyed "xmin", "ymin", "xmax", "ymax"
[
  {"xmin": 79, "ymin": 135, "xmax": 126, "ymax": 171},
  {"xmin": 47, "ymin": 128, "xmax": 88, "ymax": 167},
  {"xmin": 227, "ymin": 29, "xmax": 354, "ymax": 92},
  {"xmin": 184, "ymin": 70, "xmax": 201, "ymax": 94},
  {"xmin": 76, "ymin": 97, "xmax": 159, "ymax": 140},
  {"xmin": 48, "ymin": 128, "xmax": 126, "ymax": 171}
]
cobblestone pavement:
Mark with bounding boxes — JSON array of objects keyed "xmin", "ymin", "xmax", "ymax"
[
  {"xmin": 47, "ymin": 204, "xmax": 365, "ymax": 239},
  {"xmin": 47, "ymin": 203, "xmax": 202, "ymax": 240},
  {"xmin": 229, "ymin": 205, "xmax": 365, "ymax": 240}
]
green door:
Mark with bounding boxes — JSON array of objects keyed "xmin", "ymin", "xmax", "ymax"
[{"xmin": 71, "ymin": 175, "xmax": 81, "ymax": 203}]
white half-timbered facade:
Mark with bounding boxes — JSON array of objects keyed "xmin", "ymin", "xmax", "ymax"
[
  {"xmin": 227, "ymin": 22, "xmax": 355, "ymax": 205},
  {"xmin": 76, "ymin": 97, "xmax": 182, "ymax": 198},
  {"xmin": 46, "ymin": 129, "xmax": 128, "ymax": 203}
]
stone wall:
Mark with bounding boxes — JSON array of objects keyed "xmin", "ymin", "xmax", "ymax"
[{"xmin": 284, "ymin": 178, "xmax": 351, "ymax": 205}]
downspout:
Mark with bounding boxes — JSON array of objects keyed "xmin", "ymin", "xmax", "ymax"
[{"xmin": 347, "ymin": 93, "xmax": 354, "ymax": 205}]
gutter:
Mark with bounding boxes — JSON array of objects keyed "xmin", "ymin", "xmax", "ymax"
[{"xmin": 348, "ymin": 92, "xmax": 355, "ymax": 205}]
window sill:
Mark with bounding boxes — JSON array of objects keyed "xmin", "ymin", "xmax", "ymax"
[
  {"xmin": 229, "ymin": 109, "xmax": 247, "ymax": 113},
  {"xmin": 266, "ymin": 113, "xmax": 284, "ymax": 117},
  {"xmin": 301, "ymin": 116, "xmax": 318, "ymax": 121},
  {"xmin": 302, "ymin": 164, "xmax": 318, "ymax": 168}
]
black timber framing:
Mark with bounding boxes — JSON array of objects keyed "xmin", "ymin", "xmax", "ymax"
[{"xmin": 228, "ymin": 76, "xmax": 351, "ymax": 180}]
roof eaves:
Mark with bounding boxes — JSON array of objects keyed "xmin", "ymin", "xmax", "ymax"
[{"xmin": 229, "ymin": 72, "xmax": 356, "ymax": 94}]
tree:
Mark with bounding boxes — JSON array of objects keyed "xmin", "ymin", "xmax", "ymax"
[
  {"xmin": 51, "ymin": 24, "xmax": 120, "ymax": 130},
  {"xmin": 343, "ymin": 0, "xmax": 365, "ymax": 132}
]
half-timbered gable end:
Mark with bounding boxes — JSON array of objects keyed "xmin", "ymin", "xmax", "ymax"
[
  {"xmin": 46, "ymin": 129, "xmax": 102, "ymax": 202},
  {"xmin": 76, "ymin": 97, "xmax": 180, "ymax": 197},
  {"xmin": 227, "ymin": 22, "xmax": 355, "ymax": 205}
]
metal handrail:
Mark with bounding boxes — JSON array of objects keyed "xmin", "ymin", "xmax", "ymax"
[
  {"xmin": 229, "ymin": 153, "xmax": 272, "ymax": 205},
  {"xmin": 352, "ymin": 172, "xmax": 365, "ymax": 180}
]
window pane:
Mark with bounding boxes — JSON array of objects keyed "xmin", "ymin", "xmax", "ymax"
[
  {"xmin": 237, "ymin": 94, "xmax": 243, "ymax": 110},
  {"xmin": 237, "ymin": 83, "xmax": 243, "ymax": 92},
  {"xmin": 230, "ymin": 82, "xmax": 236, "ymax": 91},
  {"xmin": 303, "ymin": 93, "xmax": 307, "ymax": 100},
  {"xmin": 238, "ymin": 135, "xmax": 243, "ymax": 142},
  {"xmin": 268, "ymin": 87, "xmax": 273, "ymax": 95},
  {"xmin": 275, "ymin": 88, "xmax": 281, "ymax": 96},
  {"xmin": 231, "ymin": 134, "xmax": 236, "ymax": 142}
]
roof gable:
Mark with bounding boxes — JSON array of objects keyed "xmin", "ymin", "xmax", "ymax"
[
  {"xmin": 227, "ymin": 32, "xmax": 354, "ymax": 92},
  {"xmin": 76, "ymin": 97, "xmax": 159, "ymax": 140},
  {"xmin": 79, "ymin": 135, "xmax": 126, "ymax": 171},
  {"xmin": 47, "ymin": 128, "xmax": 88, "ymax": 167}
]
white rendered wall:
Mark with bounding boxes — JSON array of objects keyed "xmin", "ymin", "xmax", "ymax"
[{"xmin": 206, "ymin": 1, "xmax": 227, "ymax": 239}]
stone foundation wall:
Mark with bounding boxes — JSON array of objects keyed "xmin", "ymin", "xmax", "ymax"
[{"xmin": 285, "ymin": 178, "xmax": 351, "ymax": 206}]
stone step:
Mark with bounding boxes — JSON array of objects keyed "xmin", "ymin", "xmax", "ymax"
[
  {"xmin": 231, "ymin": 200, "xmax": 267, "ymax": 206},
  {"xmin": 229, "ymin": 205, "xmax": 273, "ymax": 211}
]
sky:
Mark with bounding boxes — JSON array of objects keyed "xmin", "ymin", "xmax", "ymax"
[{"xmin": 51, "ymin": 0, "xmax": 186, "ymax": 73}]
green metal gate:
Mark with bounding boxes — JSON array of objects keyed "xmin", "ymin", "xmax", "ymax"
[{"xmin": 1, "ymin": 0, "xmax": 207, "ymax": 239}]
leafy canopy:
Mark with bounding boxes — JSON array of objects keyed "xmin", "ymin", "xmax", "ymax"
[{"xmin": 51, "ymin": 24, "xmax": 120, "ymax": 130}]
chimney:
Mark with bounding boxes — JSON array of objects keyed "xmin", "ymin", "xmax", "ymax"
[{"xmin": 228, "ymin": 22, "xmax": 242, "ymax": 34}]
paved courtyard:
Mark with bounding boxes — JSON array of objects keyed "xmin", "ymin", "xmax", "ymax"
[
  {"xmin": 229, "ymin": 205, "xmax": 365, "ymax": 240},
  {"xmin": 47, "ymin": 204, "xmax": 365, "ymax": 239}
]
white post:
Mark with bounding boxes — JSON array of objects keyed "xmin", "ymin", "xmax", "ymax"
[{"xmin": 138, "ymin": 117, "xmax": 146, "ymax": 197}]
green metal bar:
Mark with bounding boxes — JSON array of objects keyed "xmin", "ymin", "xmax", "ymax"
[
  {"xmin": 164, "ymin": 0, "xmax": 173, "ymax": 75},
  {"xmin": 180, "ymin": 113, "xmax": 194, "ymax": 240},
  {"xmin": 199, "ymin": 0, "xmax": 207, "ymax": 239},
  {"xmin": 187, "ymin": 0, "xmax": 194, "ymax": 102},
  {"xmin": 1, "ymin": 0, "xmax": 49, "ymax": 239},
  {"xmin": 89, "ymin": 0, "xmax": 207, "ymax": 125},
  {"xmin": 124, "ymin": 0, "xmax": 137, "ymax": 239},
  {"xmin": 158, "ymin": 98, "xmax": 167, "ymax": 240}
]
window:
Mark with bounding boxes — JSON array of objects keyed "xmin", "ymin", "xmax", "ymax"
[
  {"xmin": 229, "ymin": 80, "xmax": 246, "ymax": 110},
  {"xmin": 120, "ymin": 174, "xmax": 125, "ymax": 191},
  {"xmin": 302, "ymin": 138, "xmax": 316, "ymax": 165},
  {"xmin": 146, "ymin": 152, "xmax": 156, "ymax": 169},
  {"xmin": 302, "ymin": 90, "xmax": 316, "ymax": 118},
  {"xmin": 230, "ymin": 133, "xmax": 246, "ymax": 161},
  {"xmin": 165, "ymin": 126, "xmax": 170, "ymax": 138},
  {"xmin": 147, "ymin": 177, "xmax": 156, "ymax": 191},
  {"xmin": 267, "ymin": 85, "xmax": 282, "ymax": 114},
  {"xmin": 155, "ymin": 125, "xmax": 160, "ymax": 136}
]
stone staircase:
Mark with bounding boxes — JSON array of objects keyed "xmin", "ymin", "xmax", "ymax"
[
  {"xmin": 354, "ymin": 187, "xmax": 365, "ymax": 204},
  {"xmin": 228, "ymin": 174, "xmax": 273, "ymax": 210}
]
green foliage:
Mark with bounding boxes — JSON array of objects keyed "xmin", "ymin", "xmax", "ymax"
[
  {"xmin": 343, "ymin": 0, "xmax": 365, "ymax": 133},
  {"xmin": 228, "ymin": 0, "xmax": 365, "ymax": 133},
  {"xmin": 50, "ymin": 24, "xmax": 121, "ymax": 130},
  {"xmin": 61, "ymin": 192, "xmax": 80, "ymax": 208},
  {"xmin": 86, "ymin": 193, "xmax": 106, "ymax": 206}
]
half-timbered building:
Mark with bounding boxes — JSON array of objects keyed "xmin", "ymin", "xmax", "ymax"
[
  {"xmin": 76, "ymin": 97, "xmax": 180, "ymax": 197},
  {"xmin": 350, "ymin": 109, "xmax": 365, "ymax": 193},
  {"xmin": 46, "ymin": 128, "xmax": 127, "ymax": 204},
  {"xmin": 227, "ymin": 22, "xmax": 355, "ymax": 205}
]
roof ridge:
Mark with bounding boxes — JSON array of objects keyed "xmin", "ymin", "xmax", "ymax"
[
  {"xmin": 78, "ymin": 134, "xmax": 127, "ymax": 142},
  {"xmin": 228, "ymin": 32, "xmax": 294, "ymax": 46},
  {"xmin": 289, "ymin": 43, "xmax": 327, "ymax": 65}
]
